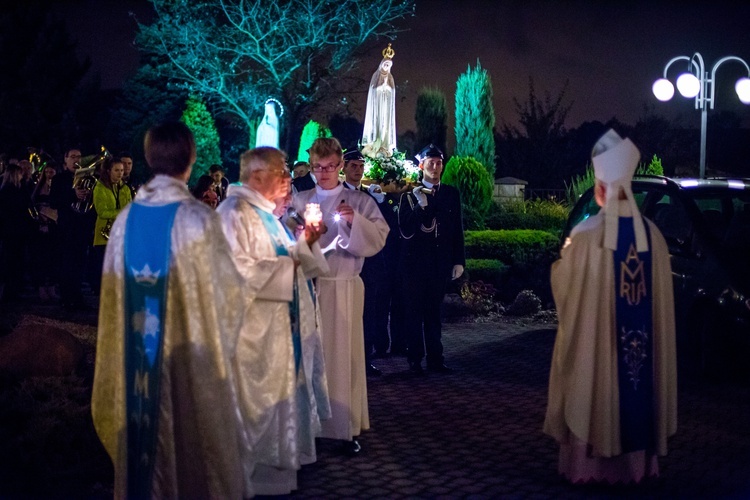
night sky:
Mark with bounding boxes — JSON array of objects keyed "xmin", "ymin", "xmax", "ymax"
[{"xmin": 57, "ymin": 0, "xmax": 750, "ymax": 148}]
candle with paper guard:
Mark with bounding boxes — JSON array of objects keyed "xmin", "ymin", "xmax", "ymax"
[{"xmin": 304, "ymin": 203, "xmax": 322, "ymax": 225}]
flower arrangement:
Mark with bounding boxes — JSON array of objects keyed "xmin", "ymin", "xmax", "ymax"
[{"xmin": 362, "ymin": 147, "xmax": 420, "ymax": 184}]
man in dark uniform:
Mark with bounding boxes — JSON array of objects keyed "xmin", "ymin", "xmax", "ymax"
[
  {"xmin": 342, "ymin": 149, "xmax": 385, "ymax": 376},
  {"xmin": 50, "ymin": 147, "xmax": 96, "ymax": 310},
  {"xmin": 398, "ymin": 144, "xmax": 465, "ymax": 374},
  {"xmin": 292, "ymin": 160, "xmax": 316, "ymax": 192}
]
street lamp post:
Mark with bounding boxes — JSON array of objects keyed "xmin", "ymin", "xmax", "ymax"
[{"xmin": 652, "ymin": 52, "xmax": 750, "ymax": 179}]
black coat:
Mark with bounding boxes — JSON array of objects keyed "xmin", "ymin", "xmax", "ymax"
[{"xmin": 398, "ymin": 184, "xmax": 465, "ymax": 280}]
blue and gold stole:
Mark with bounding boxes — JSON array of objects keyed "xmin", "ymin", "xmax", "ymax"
[
  {"xmin": 123, "ymin": 202, "xmax": 180, "ymax": 497},
  {"xmin": 252, "ymin": 205, "xmax": 301, "ymax": 373},
  {"xmin": 613, "ymin": 216, "xmax": 655, "ymax": 453}
]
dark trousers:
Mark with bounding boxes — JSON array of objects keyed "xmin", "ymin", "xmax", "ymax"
[
  {"xmin": 0, "ymin": 232, "xmax": 26, "ymax": 300},
  {"xmin": 379, "ymin": 276, "xmax": 405, "ymax": 355},
  {"xmin": 402, "ymin": 272, "xmax": 448, "ymax": 367},
  {"xmin": 362, "ymin": 272, "xmax": 380, "ymax": 362},
  {"xmin": 58, "ymin": 218, "xmax": 91, "ymax": 306}
]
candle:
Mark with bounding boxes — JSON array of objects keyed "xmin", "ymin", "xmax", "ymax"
[{"xmin": 304, "ymin": 203, "xmax": 322, "ymax": 225}]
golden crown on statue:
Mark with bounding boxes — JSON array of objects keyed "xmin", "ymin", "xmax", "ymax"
[{"xmin": 382, "ymin": 43, "xmax": 395, "ymax": 59}]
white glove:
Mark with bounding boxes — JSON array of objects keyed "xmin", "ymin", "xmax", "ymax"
[
  {"xmin": 451, "ymin": 264, "xmax": 464, "ymax": 280},
  {"xmin": 368, "ymin": 183, "xmax": 385, "ymax": 203},
  {"xmin": 412, "ymin": 186, "xmax": 428, "ymax": 207}
]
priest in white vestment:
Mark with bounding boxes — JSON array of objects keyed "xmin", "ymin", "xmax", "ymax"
[
  {"xmin": 92, "ymin": 122, "xmax": 249, "ymax": 499},
  {"xmin": 543, "ymin": 129, "xmax": 677, "ymax": 484},
  {"xmin": 217, "ymin": 147, "xmax": 328, "ymax": 496},
  {"xmin": 287, "ymin": 137, "xmax": 389, "ymax": 455}
]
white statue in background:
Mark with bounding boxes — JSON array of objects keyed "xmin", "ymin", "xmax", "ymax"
[
  {"xmin": 361, "ymin": 44, "xmax": 396, "ymax": 155},
  {"xmin": 256, "ymin": 98, "xmax": 283, "ymax": 148}
]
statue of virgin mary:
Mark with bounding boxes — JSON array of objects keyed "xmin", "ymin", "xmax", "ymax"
[
  {"xmin": 361, "ymin": 44, "xmax": 397, "ymax": 155},
  {"xmin": 256, "ymin": 98, "xmax": 283, "ymax": 148}
]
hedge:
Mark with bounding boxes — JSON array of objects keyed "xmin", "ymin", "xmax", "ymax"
[
  {"xmin": 464, "ymin": 229, "xmax": 559, "ymax": 266},
  {"xmin": 484, "ymin": 199, "xmax": 568, "ymax": 235},
  {"xmin": 464, "ymin": 258, "xmax": 508, "ymax": 288}
]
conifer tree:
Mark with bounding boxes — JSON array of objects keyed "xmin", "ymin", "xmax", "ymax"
[
  {"xmin": 455, "ymin": 61, "xmax": 496, "ymax": 177},
  {"xmin": 180, "ymin": 95, "xmax": 221, "ymax": 185},
  {"xmin": 296, "ymin": 120, "xmax": 331, "ymax": 162},
  {"xmin": 415, "ymin": 87, "xmax": 447, "ymax": 154}
]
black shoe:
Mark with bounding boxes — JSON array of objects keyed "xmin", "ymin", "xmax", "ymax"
[
  {"xmin": 427, "ymin": 363, "xmax": 454, "ymax": 374},
  {"xmin": 342, "ymin": 439, "xmax": 361, "ymax": 456},
  {"xmin": 409, "ymin": 362, "xmax": 424, "ymax": 375},
  {"xmin": 366, "ymin": 364, "xmax": 382, "ymax": 377}
]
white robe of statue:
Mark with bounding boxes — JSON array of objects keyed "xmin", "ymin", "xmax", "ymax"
[
  {"xmin": 217, "ymin": 183, "xmax": 330, "ymax": 496},
  {"xmin": 288, "ymin": 184, "xmax": 389, "ymax": 441},
  {"xmin": 256, "ymin": 101, "xmax": 280, "ymax": 148},
  {"xmin": 361, "ymin": 58, "xmax": 396, "ymax": 155}
]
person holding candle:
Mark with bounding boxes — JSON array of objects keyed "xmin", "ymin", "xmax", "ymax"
[
  {"xmin": 286, "ymin": 137, "xmax": 389, "ymax": 456},
  {"xmin": 217, "ymin": 147, "xmax": 328, "ymax": 496}
]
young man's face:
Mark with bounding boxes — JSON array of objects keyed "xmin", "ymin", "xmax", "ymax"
[
  {"xmin": 343, "ymin": 159, "xmax": 365, "ymax": 186},
  {"xmin": 211, "ymin": 170, "xmax": 224, "ymax": 184},
  {"xmin": 421, "ymin": 157, "xmax": 443, "ymax": 184},
  {"xmin": 293, "ymin": 163, "xmax": 309, "ymax": 178},
  {"xmin": 121, "ymin": 157, "xmax": 133, "ymax": 177},
  {"xmin": 310, "ymin": 154, "xmax": 342, "ymax": 190},
  {"xmin": 64, "ymin": 150, "xmax": 82, "ymax": 172}
]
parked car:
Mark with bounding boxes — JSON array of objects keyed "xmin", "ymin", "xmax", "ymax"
[{"xmin": 563, "ymin": 175, "xmax": 750, "ymax": 381}]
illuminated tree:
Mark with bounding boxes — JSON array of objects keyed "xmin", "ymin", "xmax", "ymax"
[
  {"xmin": 442, "ymin": 156, "xmax": 493, "ymax": 229},
  {"xmin": 415, "ymin": 87, "xmax": 447, "ymax": 154},
  {"xmin": 297, "ymin": 120, "xmax": 331, "ymax": 163},
  {"xmin": 455, "ymin": 61, "xmax": 496, "ymax": 177},
  {"xmin": 180, "ymin": 95, "xmax": 221, "ymax": 185},
  {"xmin": 137, "ymin": 0, "xmax": 415, "ymax": 154}
]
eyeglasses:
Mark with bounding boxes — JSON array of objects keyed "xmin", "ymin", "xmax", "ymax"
[
  {"xmin": 272, "ymin": 168, "xmax": 291, "ymax": 179},
  {"xmin": 311, "ymin": 161, "xmax": 340, "ymax": 172}
]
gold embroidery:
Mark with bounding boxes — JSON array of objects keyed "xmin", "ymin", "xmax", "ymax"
[
  {"xmin": 620, "ymin": 243, "xmax": 647, "ymax": 305},
  {"xmin": 134, "ymin": 369, "xmax": 149, "ymax": 399}
]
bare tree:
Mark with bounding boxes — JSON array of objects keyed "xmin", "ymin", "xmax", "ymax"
[{"xmin": 136, "ymin": 0, "xmax": 414, "ymax": 152}]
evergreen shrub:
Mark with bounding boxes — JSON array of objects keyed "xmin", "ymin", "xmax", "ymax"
[
  {"xmin": 464, "ymin": 229, "xmax": 558, "ymax": 266},
  {"xmin": 443, "ymin": 156, "xmax": 493, "ymax": 230},
  {"xmin": 465, "ymin": 258, "xmax": 508, "ymax": 288},
  {"xmin": 485, "ymin": 199, "xmax": 568, "ymax": 235}
]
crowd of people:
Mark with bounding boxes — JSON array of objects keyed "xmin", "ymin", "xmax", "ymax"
[
  {"xmin": 0, "ymin": 149, "xmax": 137, "ymax": 307},
  {"xmin": 2, "ymin": 122, "xmax": 678, "ymax": 496},
  {"xmin": 82, "ymin": 122, "xmax": 468, "ymax": 498}
]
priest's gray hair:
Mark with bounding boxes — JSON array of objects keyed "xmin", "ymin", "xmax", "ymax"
[{"xmin": 239, "ymin": 147, "xmax": 288, "ymax": 182}]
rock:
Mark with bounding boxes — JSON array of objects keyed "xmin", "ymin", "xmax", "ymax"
[{"xmin": 0, "ymin": 324, "xmax": 84, "ymax": 377}]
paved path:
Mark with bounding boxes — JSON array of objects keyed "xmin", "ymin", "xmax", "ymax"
[
  {"xmin": 294, "ymin": 319, "xmax": 750, "ymax": 499},
  {"xmin": 3, "ymin": 300, "xmax": 749, "ymax": 498}
]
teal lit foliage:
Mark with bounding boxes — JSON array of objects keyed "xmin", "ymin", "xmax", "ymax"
[
  {"xmin": 180, "ymin": 95, "xmax": 221, "ymax": 186},
  {"xmin": 138, "ymin": 0, "xmax": 414, "ymax": 155},
  {"xmin": 415, "ymin": 87, "xmax": 447, "ymax": 154},
  {"xmin": 565, "ymin": 163, "xmax": 596, "ymax": 207},
  {"xmin": 636, "ymin": 154, "xmax": 664, "ymax": 176},
  {"xmin": 455, "ymin": 61, "xmax": 496, "ymax": 177},
  {"xmin": 442, "ymin": 156, "xmax": 493, "ymax": 229},
  {"xmin": 364, "ymin": 150, "xmax": 418, "ymax": 183},
  {"xmin": 247, "ymin": 117, "xmax": 262, "ymax": 149},
  {"xmin": 297, "ymin": 121, "xmax": 331, "ymax": 163}
]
